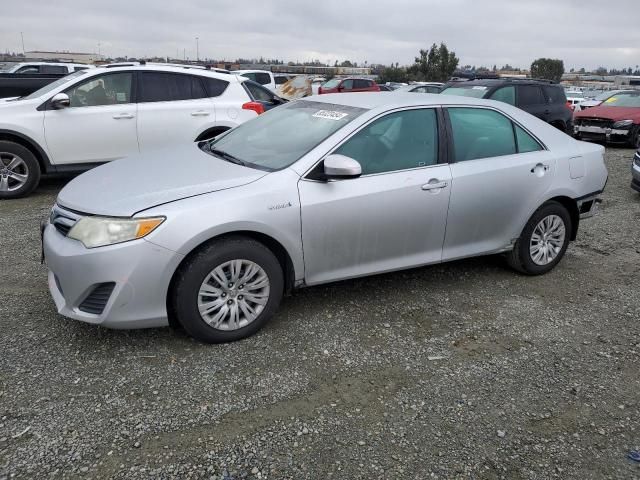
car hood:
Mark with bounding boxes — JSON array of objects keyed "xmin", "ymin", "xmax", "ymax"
[
  {"xmin": 575, "ymin": 105, "xmax": 640, "ymax": 121},
  {"xmin": 57, "ymin": 144, "xmax": 269, "ymax": 217}
]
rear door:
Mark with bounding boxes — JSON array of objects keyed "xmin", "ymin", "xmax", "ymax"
[
  {"xmin": 442, "ymin": 107, "xmax": 555, "ymax": 260},
  {"xmin": 43, "ymin": 71, "xmax": 138, "ymax": 165},
  {"xmin": 136, "ymin": 71, "xmax": 215, "ymax": 152},
  {"xmin": 516, "ymin": 85, "xmax": 548, "ymax": 121},
  {"xmin": 353, "ymin": 79, "xmax": 373, "ymax": 92}
]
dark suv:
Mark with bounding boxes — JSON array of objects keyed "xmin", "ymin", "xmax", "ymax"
[{"xmin": 441, "ymin": 79, "xmax": 573, "ymax": 133}]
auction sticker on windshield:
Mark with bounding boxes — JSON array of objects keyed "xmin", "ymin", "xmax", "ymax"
[{"xmin": 313, "ymin": 110, "xmax": 349, "ymax": 121}]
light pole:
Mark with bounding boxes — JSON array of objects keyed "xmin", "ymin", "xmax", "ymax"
[
  {"xmin": 20, "ymin": 32, "xmax": 25, "ymax": 55},
  {"xmin": 195, "ymin": 36, "xmax": 199, "ymax": 62}
]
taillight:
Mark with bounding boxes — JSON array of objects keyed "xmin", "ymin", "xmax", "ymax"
[
  {"xmin": 242, "ymin": 101, "xmax": 265, "ymax": 115},
  {"xmin": 566, "ymin": 101, "xmax": 573, "ymax": 111},
  {"xmin": 318, "ymin": 87, "xmax": 323, "ymax": 95}
]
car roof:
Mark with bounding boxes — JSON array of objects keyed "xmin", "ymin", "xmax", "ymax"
[
  {"xmin": 304, "ymin": 92, "xmax": 507, "ymax": 110},
  {"xmin": 91, "ymin": 64, "xmax": 244, "ymax": 82},
  {"xmin": 447, "ymin": 79, "xmax": 559, "ymax": 88}
]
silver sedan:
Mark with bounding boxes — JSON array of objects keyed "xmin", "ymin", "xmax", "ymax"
[{"xmin": 43, "ymin": 93, "xmax": 608, "ymax": 343}]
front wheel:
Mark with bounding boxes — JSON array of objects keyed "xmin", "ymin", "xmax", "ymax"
[
  {"xmin": 172, "ymin": 236, "xmax": 284, "ymax": 343},
  {"xmin": 506, "ymin": 201, "xmax": 571, "ymax": 275},
  {"xmin": 0, "ymin": 141, "xmax": 41, "ymax": 199}
]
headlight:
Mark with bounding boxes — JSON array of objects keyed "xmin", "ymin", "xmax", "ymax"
[
  {"xmin": 68, "ymin": 216, "xmax": 165, "ymax": 248},
  {"xmin": 612, "ymin": 119, "xmax": 634, "ymax": 129}
]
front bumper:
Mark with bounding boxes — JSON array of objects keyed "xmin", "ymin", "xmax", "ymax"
[
  {"xmin": 43, "ymin": 222, "xmax": 184, "ymax": 329},
  {"xmin": 632, "ymin": 152, "xmax": 640, "ymax": 192},
  {"xmin": 574, "ymin": 124, "xmax": 633, "ymax": 144}
]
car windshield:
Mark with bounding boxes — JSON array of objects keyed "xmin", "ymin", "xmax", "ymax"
[
  {"xmin": 595, "ymin": 91, "xmax": 617, "ymax": 101},
  {"xmin": 205, "ymin": 100, "xmax": 367, "ymax": 170},
  {"xmin": 321, "ymin": 79, "xmax": 341, "ymax": 89},
  {"xmin": 21, "ymin": 70, "xmax": 87, "ymax": 100},
  {"xmin": 440, "ymin": 86, "xmax": 488, "ymax": 98},
  {"xmin": 602, "ymin": 93, "xmax": 640, "ymax": 107}
]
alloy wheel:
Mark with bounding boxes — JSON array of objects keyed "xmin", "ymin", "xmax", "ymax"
[
  {"xmin": 197, "ymin": 259, "xmax": 270, "ymax": 331},
  {"xmin": 0, "ymin": 153, "xmax": 29, "ymax": 192},
  {"xmin": 529, "ymin": 214, "xmax": 566, "ymax": 266}
]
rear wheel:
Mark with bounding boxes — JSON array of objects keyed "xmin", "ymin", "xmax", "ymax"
[
  {"xmin": 172, "ymin": 237, "xmax": 284, "ymax": 343},
  {"xmin": 506, "ymin": 201, "xmax": 571, "ymax": 275},
  {"xmin": 631, "ymin": 127, "xmax": 640, "ymax": 149},
  {"xmin": 0, "ymin": 141, "xmax": 40, "ymax": 199}
]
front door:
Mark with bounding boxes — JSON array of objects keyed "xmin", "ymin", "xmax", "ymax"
[
  {"xmin": 442, "ymin": 107, "xmax": 556, "ymax": 260},
  {"xmin": 44, "ymin": 72, "xmax": 138, "ymax": 165},
  {"xmin": 299, "ymin": 108, "xmax": 451, "ymax": 285}
]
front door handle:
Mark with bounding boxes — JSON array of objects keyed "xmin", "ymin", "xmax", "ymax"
[
  {"xmin": 112, "ymin": 113, "xmax": 134, "ymax": 119},
  {"xmin": 191, "ymin": 110, "xmax": 210, "ymax": 117},
  {"xmin": 422, "ymin": 179, "xmax": 448, "ymax": 191}
]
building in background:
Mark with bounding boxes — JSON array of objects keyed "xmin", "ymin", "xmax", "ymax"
[{"xmin": 24, "ymin": 51, "xmax": 103, "ymax": 64}]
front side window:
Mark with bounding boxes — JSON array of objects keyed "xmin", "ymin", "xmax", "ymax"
[
  {"xmin": 489, "ymin": 86, "xmax": 516, "ymax": 105},
  {"xmin": 517, "ymin": 85, "xmax": 545, "ymax": 106},
  {"xmin": 448, "ymin": 108, "xmax": 516, "ymax": 162},
  {"xmin": 208, "ymin": 100, "xmax": 366, "ymax": 171},
  {"xmin": 139, "ymin": 72, "xmax": 206, "ymax": 102},
  {"xmin": 65, "ymin": 72, "xmax": 133, "ymax": 107},
  {"xmin": 334, "ymin": 109, "xmax": 439, "ymax": 175},
  {"xmin": 341, "ymin": 79, "xmax": 354, "ymax": 90},
  {"xmin": 425, "ymin": 86, "xmax": 442, "ymax": 93},
  {"xmin": 23, "ymin": 70, "xmax": 87, "ymax": 100},
  {"xmin": 40, "ymin": 65, "xmax": 67, "ymax": 74},
  {"xmin": 240, "ymin": 72, "xmax": 257, "ymax": 82},
  {"xmin": 16, "ymin": 66, "xmax": 39, "ymax": 74}
]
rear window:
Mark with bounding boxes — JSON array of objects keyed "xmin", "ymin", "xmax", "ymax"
[
  {"xmin": 441, "ymin": 86, "xmax": 488, "ymax": 98},
  {"xmin": 544, "ymin": 86, "xmax": 567, "ymax": 104}
]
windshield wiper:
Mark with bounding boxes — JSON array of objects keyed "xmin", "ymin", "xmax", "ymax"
[{"xmin": 208, "ymin": 148, "xmax": 246, "ymax": 166}]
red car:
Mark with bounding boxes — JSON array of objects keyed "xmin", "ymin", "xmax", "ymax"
[
  {"xmin": 574, "ymin": 91, "xmax": 640, "ymax": 147},
  {"xmin": 318, "ymin": 78, "xmax": 380, "ymax": 94}
]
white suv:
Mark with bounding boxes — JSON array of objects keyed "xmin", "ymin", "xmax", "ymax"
[{"xmin": 0, "ymin": 64, "xmax": 285, "ymax": 198}]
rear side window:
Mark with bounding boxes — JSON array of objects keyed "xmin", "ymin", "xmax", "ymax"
[
  {"xmin": 254, "ymin": 72, "xmax": 272, "ymax": 85},
  {"xmin": 489, "ymin": 86, "xmax": 516, "ymax": 105},
  {"xmin": 515, "ymin": 125, "xmax": 543, "ymax": 153},
  {"xmin": 201, "ymin": 77, "xmax": 229, "ymax": 97},
  {"xmin": 448, "ymin": 108, "xmax": 516, "ymax": 162},
  {"xmin": 139, "ymin": 72, "xmax": 207, "ymax": 102},
  {"xmin": 517, "ymin": 85, "xmax": 545, "ymax": 106},
  {"xmin": 275, "ymin": 76, "xmax": 288, "ymax": 85},
  {"xmin": 244, "ymin": 81, "xmax": 273, "ymax": 102},
  {"xmin": 354, "ymin": 79, "xmax": 371, "ymax": 89},
  {"xmin": 544, "ymin": 86, "xmax": 567, "ymax": 104},
  {"xmin": 40, "ymin": 65, "xmax": 67, "ymax": 74}
]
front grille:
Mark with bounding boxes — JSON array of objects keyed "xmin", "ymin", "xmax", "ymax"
[
  {"xmin": 78, "ymin": 282, "xmax": 115, "ymax": 315},
  {"xmin": 49, "ymin": 204, "xmax": 83, "ymax": 237},
  {"xmin": 578, "ymin": 118, "xmax": 613, "ymax": 128}
]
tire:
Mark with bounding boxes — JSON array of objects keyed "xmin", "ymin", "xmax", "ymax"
[
  {"xmin": 631, "ymin": 127, "xmax": 640, "ymax": 149},
  {"xmin": 172, "ymin": 236, "xmax": 284, "ymax": 343},
  {"xmin": 0, "ymin": 141, "xmax": 41, "ymax": 199},
  {"xmin": 506, "ymin": 201, "xmax": 571, "ymax": 275}
]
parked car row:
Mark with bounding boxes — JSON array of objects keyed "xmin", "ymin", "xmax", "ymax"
[{"xmin": 0, "ymin": 63, "xmax": 286, "ymax": 198}]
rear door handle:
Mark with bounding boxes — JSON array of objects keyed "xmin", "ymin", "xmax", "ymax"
[
  {"xmin": 112, "ymin": 113, "xmax": 134, "ymax": 119},
  {"xmin": 422, "ymin": 180, "xmax": 448, "ymax": 191},
  {"xmin": 191, "ymin": 110, "xmax": 210, "ymax": 117}
]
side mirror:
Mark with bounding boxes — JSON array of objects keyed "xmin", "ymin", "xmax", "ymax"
[
  {"xmin": 323, "ymin": 154, "xmax": 362, "ymax": 179},
  {"xmin": 50, "ymin": 93, "xmax": 70, "ymax": 110}
]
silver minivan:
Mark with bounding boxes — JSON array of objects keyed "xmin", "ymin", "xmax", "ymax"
[{"xmin": 43, "ymin": 93, "xmax": 608, "ymax": 343}]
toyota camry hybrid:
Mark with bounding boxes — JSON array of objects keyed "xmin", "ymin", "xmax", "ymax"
[{"xmin": 42, "ymin": 93, "xmax": 608, "ymax": 343}]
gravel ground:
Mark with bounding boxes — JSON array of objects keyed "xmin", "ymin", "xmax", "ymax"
[{"xmin": 1, "ymin": 147, "xmax": 639, "ymax": 480}]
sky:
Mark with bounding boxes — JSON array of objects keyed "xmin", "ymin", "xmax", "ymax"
[{"xmin": 2, "ymin": 0, "xmax": 640, "ymax": 71}]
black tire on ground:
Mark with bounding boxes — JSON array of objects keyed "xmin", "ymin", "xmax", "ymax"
[
  {"xmin": 0, "ymin": 141, "xmax": 41, "ymax": 199},
  {"xmin": 506, "ymin": 201, "xmax": 572, "ymax": 275},
  {"xmin": 631, "ymin": 126, "xmax": 640, "ymax": 149},
  {"xmin": 171, "ymin": 236, "xmax": 284, "ymax": 343}
]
